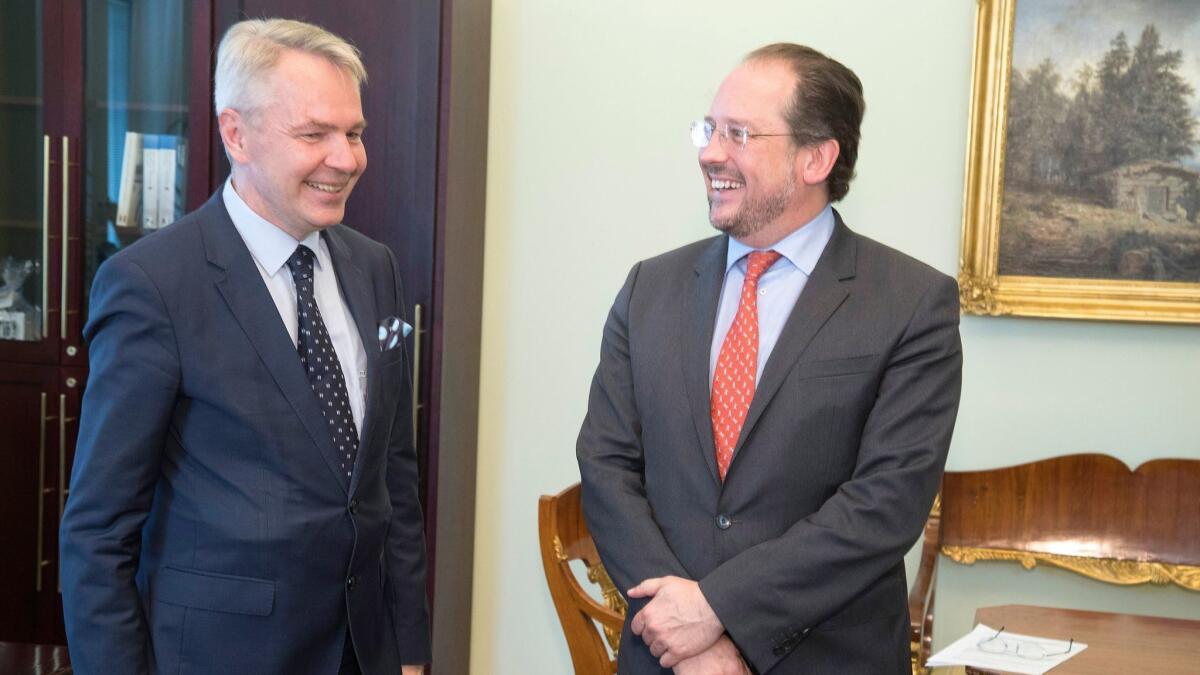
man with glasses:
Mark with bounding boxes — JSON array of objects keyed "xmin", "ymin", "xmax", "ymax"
[{"xmin": 578, "ymin": 43, "xmax": 962, "ymax": 673}]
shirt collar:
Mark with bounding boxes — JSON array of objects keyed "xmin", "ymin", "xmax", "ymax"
[
  {"xmin": 725, "ymin": 203, "xmax": 835, "ymax": 276},
  {"xmin": 222, "ymin": 178, "xmax": 322, "ymax": 276}
]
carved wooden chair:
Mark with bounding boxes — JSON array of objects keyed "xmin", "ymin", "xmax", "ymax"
[
  {"xmin": 538, "ymin": 483, "xmax": 627, "ymax": 675},
  {"xmin": 907, "ymin": 454, "xmax": 1200, "ymax": 674},
  {"xmin": 539, "ymin": 480, "xmax": 956, "ymax": 675}
]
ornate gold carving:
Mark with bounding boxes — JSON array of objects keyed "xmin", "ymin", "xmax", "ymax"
[
  {"xmin": 585, "ymin": 560, "xmax": 628, "ymax": 655},
  {"xmin": 910, "ymin": 641, "xmax": 924, "ymax": 675},
  {"xmin": 942, "ymin": 545, "xmax": 1200, "ymax": 591},
  {"xmin": 929, "ymin": 494, "xmax": 942, "ymax": 519},
  {"xmin": 958, "ymin": 272, "xmax": 1008, "ymax": 316},
  {"xmin": 552, "ymin": 535, "xmax": 567, "ymax": 562}
]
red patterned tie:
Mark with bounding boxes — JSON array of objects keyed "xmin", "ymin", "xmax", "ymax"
[{"xmin": 711, "ymin": 250, "xmax": 781, "ymax": 481}]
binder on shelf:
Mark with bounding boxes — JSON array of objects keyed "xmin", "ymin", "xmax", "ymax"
[
  {"xmin": 173, "ymin": 138, "xmax": 188, "ymax": 226},
  {"xmin": 141, "ymin": 134, "xmax": 160, "ymax": 229},
  {"xmin": 157, "ymin": 135, "xmax": 178, "ymax": 228},
  {"xmin": 115, "ymin": 132, "xmax": 143, "ymax": 227}
]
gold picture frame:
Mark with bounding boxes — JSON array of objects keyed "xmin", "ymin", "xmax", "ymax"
[{"xmin": 960, "ymin": 0, "xmax": 1200, "ymax": 323}]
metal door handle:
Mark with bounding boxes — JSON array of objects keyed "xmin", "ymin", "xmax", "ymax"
[
  {"xmin": 61, "ymin": 136, "xmax": 70, "ymax": 341},
  {"xmin": 412, "ymin": 304, "xmax": 423, "ymax": 446},
  {"xmin": 35, "ymin": 393, "xmax": 54, "ymax": 591},
  {"xmin": 58, "ymin": 392, "xmax": 75, "ymax": 594},
  {"xmin": 41, "ymin": 136, "xmax": 50, "ymax": 340}
]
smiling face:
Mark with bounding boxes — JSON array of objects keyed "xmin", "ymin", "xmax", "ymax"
[
  {"xmin": 701, "ymin": 59, "xmax": 812, "ymax": 246},
  {"xmin": 220, "ymin": 49, "xmax": 367, "ymax": 241}
]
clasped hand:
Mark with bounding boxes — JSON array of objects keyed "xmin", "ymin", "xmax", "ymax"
[{"xmin": 628, "ymin": 576, "xmax": 727, "ymax": 669}]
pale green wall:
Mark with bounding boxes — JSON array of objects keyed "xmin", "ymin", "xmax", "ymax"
[{"xmin": 471, "ymin": 1, "xmax": 1200, "ymax": 673}]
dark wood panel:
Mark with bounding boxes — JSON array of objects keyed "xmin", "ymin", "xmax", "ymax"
[
  {"xmin": 0, "ymin": 364, "xmax": 60, "ymax": 644},
  {"xmin": 202, "ymin": 7, "xmax": 489, "ymax": 673},
  {"xmin": 224, "ymin": 0, "xmax": 443, "ymax": 518},
  {"xmin": 232, "ymin": 0, "xmax": 441, "ymax": 319},
  {"xmin": 58, "ymin": 1, "xmax": 84, "ymax": 367},
  {"xmin": 187, "ymin": 0, "xmax": 217, "ymax": 212},
  {"xmin": 941, "ymin": 454, "xmax": 1200, "ymax": 565}
]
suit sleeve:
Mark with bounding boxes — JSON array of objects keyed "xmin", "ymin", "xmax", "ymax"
[
  {"xmin": 381, "ymin": 248, "xmax": 432, "ymax": 664},
  {"xmin": 577, "ymin": 263, "xmax": 691, "ymax": 612},
  {"xmin": 699, "ymin": 274, "xmax": 963, "ymax": 673},
  {"xmin": 59, "ymin": 256, "xmax": 181, "ymax": 675}
]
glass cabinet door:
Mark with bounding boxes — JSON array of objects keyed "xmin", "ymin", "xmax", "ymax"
[
  {"xmin": 0, "ymin": 1, "xmax": 47, "ymax": 345},
  {"xmin": 81, "ymin": 0, "xmax": 192, "ymax": 322}
]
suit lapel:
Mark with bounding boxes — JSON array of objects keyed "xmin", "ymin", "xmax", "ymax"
[
  {"xmin": 730, "ymin": 215, "xmax": 857, "ymax": 463},
  {"xmin": 322, "ymin": 228, "xmax": 380, "ymax": 498},
  {"xmin": 681, "ymin": 237, "xmax": 728, "ymax": 486},
  {"xmin": 200, "ymin": 194, "xmax": 349, "ymax": 495}
]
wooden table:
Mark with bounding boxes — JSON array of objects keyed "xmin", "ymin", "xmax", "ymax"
[{"xmin": 961, "ymin": 605, "xmax": 1200, "ymax": 674}]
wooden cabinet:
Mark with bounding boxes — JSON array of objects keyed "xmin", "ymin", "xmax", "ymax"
[
  {"xmin": 1, "ymin": 1, "xmax": 486, "ymax": 664},
  {"xmin": 0, "ymin": 0, "xmax": 213, "ymax": 644}
]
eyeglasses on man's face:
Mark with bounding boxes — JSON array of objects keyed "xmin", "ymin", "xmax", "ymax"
[
  {"xmin": 976, "ymin": 626, "xmax": 1075, "ymax": 660},
  {"xmin": 690, "ymin": 119, "xmax": 793, "ymax": 150}
]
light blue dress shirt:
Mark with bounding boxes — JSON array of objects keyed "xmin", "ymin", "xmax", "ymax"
[
  {"xmin": 222, "ymin": 179, "xmax": 367, "ymax": 435},
  {"xmin": 709, "ymin": 204, "xmax": 836, "ymax": 386}
]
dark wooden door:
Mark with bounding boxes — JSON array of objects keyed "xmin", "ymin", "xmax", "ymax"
[
  {"xmin": 227, "ymin": 0, "xmax": 444, "ymax": 546},
  {"xmin": 0, "ymin": 364, "xmax": 61, "ymax": 643},
  {"xmin": 0, "ymin": 0, "xmax": 64, "ymax": 366}
]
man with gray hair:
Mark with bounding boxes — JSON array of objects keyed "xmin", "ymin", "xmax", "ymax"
[{"xmin": 60, "ymin": 18, "xmax": 429, "ymax": 674}]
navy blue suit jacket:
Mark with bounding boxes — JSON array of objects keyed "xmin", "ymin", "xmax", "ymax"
[{"xmin": 60, "ymin": 193, "xmax": 430, "ymax": 674}]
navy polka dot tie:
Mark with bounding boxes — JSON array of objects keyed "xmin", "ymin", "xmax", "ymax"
[{"xmin": 287, "ymin": 246, "xmax": 359, "ymax": 479}]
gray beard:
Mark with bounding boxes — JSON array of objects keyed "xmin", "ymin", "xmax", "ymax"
[{"xmin": 708, "ymin": 181, "xmax": 794, "ymax": 240}]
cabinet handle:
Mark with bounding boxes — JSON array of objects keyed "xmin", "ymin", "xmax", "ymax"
[
  {"xmin": 60, "ymin": 136, "xmax": 70, "ymax": 341},
  {"xmin": 412, "ymin": 304, "xmax": 423, "ymax": 446},
  {"xmin": 41, "ymin": 136, "xmax": 50, "ymax": 340},
  {"xmin": 35, "ymin": 393, "xmax": 51, "ymax": 592},
  {"xmin": 58, "ymin": 393, "xmax": 75, "ymax": 593}
]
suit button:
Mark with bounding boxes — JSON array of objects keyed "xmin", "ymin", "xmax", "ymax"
[
  {"xmin": 347, "ymin": 575, "xmax": 357, "ymax": 590},
  {"xmin": 716, "ymin": 514, "xmax": 731, "ymax": 530},
  {"xmin": 349, "ymin": 499, "xmax": 359, "ymax": 515}
]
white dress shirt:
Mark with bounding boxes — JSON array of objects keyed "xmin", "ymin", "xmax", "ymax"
[{"xmin": 223, "ymin": 179, "xmax": 367, "ymax": 436}]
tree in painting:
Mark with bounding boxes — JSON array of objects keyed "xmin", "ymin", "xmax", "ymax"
[{"xmin": 999, "ymin": 25, "xmax": 1200, "ymax": 282}]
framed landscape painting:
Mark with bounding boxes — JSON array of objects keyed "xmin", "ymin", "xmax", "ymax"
[{"xmin": 961, "ymin": 0, "xmax": 1200, "ymax": 323}]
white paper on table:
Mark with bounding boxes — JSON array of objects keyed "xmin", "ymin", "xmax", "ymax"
[{"xmin": 926, "ymin": 623, "xmax": 1087, "ymax": 674}]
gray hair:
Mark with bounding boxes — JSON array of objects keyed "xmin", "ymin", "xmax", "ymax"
[{"xmin": 213, "ymin": 18, "xmax": 367, "ymax": 116}]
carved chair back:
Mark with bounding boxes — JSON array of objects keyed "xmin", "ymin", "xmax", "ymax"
[
  {"xmin": 538, "ymin": 483, "xmax": 627, "ymax": 675},
  {"xmin": 939, "ymin": 454, "xmax": 1200, "ymax": 586}
]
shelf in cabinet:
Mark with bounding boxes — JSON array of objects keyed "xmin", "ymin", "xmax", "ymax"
[
  {"xmin": 0, "ymin": 95, "xmax": 43, "ymax": 107},
  {"xmin": 87, "ymin": 100, "xmax": 189, "ymax": 114},
  {"xmin": 0, "ymin": 218, "xmax": 41, "ymax": 231}
]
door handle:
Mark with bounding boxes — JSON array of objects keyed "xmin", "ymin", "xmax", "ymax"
[
  {"xmin": 412, "ymin": 304, "xmax": 423, "ymax": 446},
  {"xmin": 35, "ymin": 393, "xmax": 55, "ymax": 592},
  {"xmin": 61, "ymin": 136, "xmax": 70, "ymax": 344},
  {"xmin": 58, "ymin": 392, "xmax": 76, "ymax": 593},
  {"xmin": 41, "ymin": 136, "xmax": 50, "ymax": 340}
]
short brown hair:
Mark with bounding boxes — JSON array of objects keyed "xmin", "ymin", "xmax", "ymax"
[{"xmin": 746, "ymin": 43, "xmax": 865, "ymax": 202}]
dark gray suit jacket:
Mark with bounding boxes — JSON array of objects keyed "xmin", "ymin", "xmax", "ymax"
[
  {"xmin": 60, "ymin": 193, "xmax": 430, "ymax": 674},
  {"xmin": 578, "ymin": 212, "xmax": 962, "ymax": 674}
]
